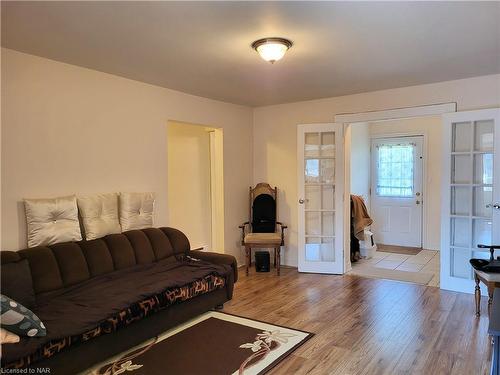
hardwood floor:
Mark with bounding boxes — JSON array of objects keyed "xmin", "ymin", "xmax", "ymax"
[{"xmin": 223, "ymin": 267, "xmax": 492, "ymax": 374}]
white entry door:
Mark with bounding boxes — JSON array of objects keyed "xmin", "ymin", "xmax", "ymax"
[
  {"xmin": 370, "ymin": 136, "xmax": 424, "ymax": 247},
  {"xmin": 297, "ymin": 123, "xmax": 344, "ymax": 274},
  {"xmin": 441, "ymin": 108, "xmax": 500, "ymax": 293}
]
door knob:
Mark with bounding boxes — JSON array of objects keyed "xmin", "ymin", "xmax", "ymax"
[
  {"xmin": 299, "ymin": 199, "xmax": 305, "ymax": 204},
  {"xmin": 416, "ymin": 200, "xmax": 421, "ymax": 205},
  {"xmin": 486, "ymin": 203, "xmax": 500, "ymax": 210}
]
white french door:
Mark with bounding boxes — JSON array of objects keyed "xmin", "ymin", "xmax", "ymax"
[
  {"xmin": 370, "ymin": 136, "xmax": 424, "ymax": 248},
  {"xmin": 441, "ymin": 108, "xmax": 500, "ymax": 293},
  {"xmin": 297, "ymin": 123, "xmax": 344, "ymax": 274}
]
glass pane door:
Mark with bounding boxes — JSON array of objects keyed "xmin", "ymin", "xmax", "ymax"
[
  {"xmin": 298, "ymin": 123, "xmax": 344, "ymax": 274},
  {"xmin": 442, "ymin": 109, "xmax": 500, "ymax": 293}
]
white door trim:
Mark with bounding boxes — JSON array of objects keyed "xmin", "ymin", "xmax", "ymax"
[
  {"xmin": 335, "ymin": 103, "xmax": 457, "ymax": 124},
  {"xmin": 339, "ymin": 104, "xmax": 456, "ymax": 275},
  {"xmin": 370, "ymin": 131, "xmax": 429, "ymax": 249},
  {"xmin": 370, "ymin": 135, "xmax": 424, "ymax": 248}
]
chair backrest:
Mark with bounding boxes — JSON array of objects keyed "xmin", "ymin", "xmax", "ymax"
[{"xmin": 249, "ymin": 183, "xmax": 278, "ymax": 233}]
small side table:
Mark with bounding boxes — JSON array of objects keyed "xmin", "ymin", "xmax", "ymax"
[{"xmin": 474, "ymin": 269, "xmax": 500, "ymax": 316}]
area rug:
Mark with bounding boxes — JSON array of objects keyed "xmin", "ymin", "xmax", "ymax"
[
  {"xmin": 349, "ymin": 265, "xmax": 434, "ymax": 285},
  {"xmin": 86, "ymin": 311, "xmax": 313, "ymax": 375},
  {"xmin": 377, "ymin": 244, "xmax": 422, "ymax": 256}
]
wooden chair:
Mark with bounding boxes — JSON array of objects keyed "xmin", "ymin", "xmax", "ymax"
[{"xmin": 239, "ymin": 183, "xmax": 287, "ymax": 276}]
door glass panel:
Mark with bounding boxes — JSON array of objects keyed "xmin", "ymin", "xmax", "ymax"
[
  {"xmin": 451, "ymin": 186, "xmax": 470, "ymax": 216},
  {"xmin": 451, "ymin": 248, "xmax": 471, "ymax": 279},
  {"xmin": 305, "ymin": 237, "xmax": 321, "ymax": 261},
  {"xmin": 472, "ymin": 250, "xmax": 491, "ymax": 260},
  {"xmin": 376, "ymin": 143, "xmax": 414, "ymax": 197},
  {"xmin": 473, "ymin": 219, "xmax": 493, "ymax": 248},
  {"xmin": 320, "ymin": 159, "xmax": 335, "ymax": 184},
  {"xmin": 305, "ymin": 185, "xmax": 320, "ymax": 210},
  {"xmin": 321, "ymin": 238, "xmax": 335, "ymax": 261},
  {"xmin": 305, "ymin": 133, "xmax": 320, "ymax": 157},
  {"xmin": 322, "ymin": 212, "xmax": 334, "ymax": 236},
  {"xmin": 474, "ymin": 120, "xmax": 494, "ymax": 152},
  {"xmin": 451, "ymin": 155, "xmax": 471, "ymax": 184},
  {"xmin": 305, "ymin": 212, "xmax": 320, "ymax": 236},
  {"xmin": 305, "ymin": 159, "xmax": 320, "ymax": 183},
  {"xmin": 450, "ymin": 218, "xmax": 470, "ymax": 248},
  {"xmin": 452, "ymin": 122, "xmax": 471, "ymax": 152},
  {"xmin": 321, "ymin": 132, "xmax": 335, "ymax": 157},
  {"xmin": 473, "ymin": 153, "xmax": 493, "ymax": 184},
  {"xmin": 473, "ymin": 186, "xmax": 493, "ymax": 218},
  {"xmin": 302, "ymin": 127, "xmax": 338, "ymax": 269},
  {"xmin": 322, "ymin": 185, "xmax": 335, "ymax": 210}
]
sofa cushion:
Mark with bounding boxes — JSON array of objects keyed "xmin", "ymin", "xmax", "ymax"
[
  {"xmin": 143, "ymin": 228, "xmax": 175, "ymax": 260},
  {"xmin": 18, "ymin": 247, "xmax": 64, "ymax": 294},
  {"xmin": 123, "ymin": 230, "xmax": 155, "ymax": 264},
  {"xmin": 159, "ymin": 227, "xmax": 190, "ymax": 256},
  {"xmin": 77, "ymin": 193, "xmax": 121, "ymax": 240},
  {"xmin": 103, "ymin": 233, "xmax": 137, "ymax": 270},
  {"xmin": 0, "ymin": 295, "xmax": 46, "ymax": 337},
  {"xmin": 49, "ymin": 243, "xmax": 90, "ymax": 287},
  {"xmin": 1, "ymin": 259, "xmax": 36, "ymax": 309},
  {"xmin": 119, "ymin": 192, "xmax": 155, "ymax": 231},
  {"xmin": 78, "ymin": 239, "xmax": 114, "ymax": 277},
  {"xmin": 24, "ymin": 195, "xmax": 82, "ymax": 248},
  {"xmin": 1, "ymin": 259, "xmax": 231, "ymax": 368}
]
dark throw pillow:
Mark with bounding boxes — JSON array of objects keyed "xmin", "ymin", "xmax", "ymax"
[
  {"xmin": 0, "ymin": 295, "xmax": 46, "ymax": 337},
  {"xmin": 1, "ymin": 259, "xmax": 36, "ymax": 309}
]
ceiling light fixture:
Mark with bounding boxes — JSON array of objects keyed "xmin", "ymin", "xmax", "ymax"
[{"xmin": 251, "ymin": 37, "xmax": 293, "ymax": 64}]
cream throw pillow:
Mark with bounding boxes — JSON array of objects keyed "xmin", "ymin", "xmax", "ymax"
[
  {"xmin": 24, "ymin": 195, "xmax": 82, "ymax": 248},
  {"xmin": 0, "ymin": 328, "xmax": 20, "ymax": 358},
  {"xmin": 77, "ymin": 193, "xmax": 121, "ymax": 240},
  {"xmin": 0, "ymin": 328, "xmax": 20, "ymax": 344},
  {"xmin": 119, "ymin": 192, "xmax": 155, "ymax": 231}
]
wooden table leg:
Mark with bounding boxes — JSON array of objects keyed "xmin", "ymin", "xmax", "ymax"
[
  {"xmin": 276, "ymin": 247, "xmax": 281, "ymax": 276},
  {"xmin": 475, "ymin": 274, "xmax": 481, "ymax": 317},
  {"xmin": 245, "ymin": 246, "xmax": 251, "ymax": 276},
  {"xmin": 489, "ymin": 283, "xmax": 495, "ymax": 317}
]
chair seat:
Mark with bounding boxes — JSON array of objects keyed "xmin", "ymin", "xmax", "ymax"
[{"xmin": 244, "ymin": 232, "xmax": 282, "ymax": 245}]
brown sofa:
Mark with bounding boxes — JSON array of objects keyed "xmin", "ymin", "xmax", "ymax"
[{"xmin": 0, "ymin": 227, "xmax": 237, "ymax": 373}]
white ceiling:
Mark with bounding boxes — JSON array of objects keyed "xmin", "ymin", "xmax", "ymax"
[{"xmin": 2, "ymin": 1, "xmax": 499, "ymax": 107}]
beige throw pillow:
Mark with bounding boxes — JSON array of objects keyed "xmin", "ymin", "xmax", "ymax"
[
  {"xmin": 24, "ymin": 195, "xmax": 82, "ymax": 248},
  {"xmin": 0, "ymin": 328, "xmax": 20, "ymax": 359},
  {"xmin": 77, "ymin": 193, "xmax": 121, "ymax": 240},
  {"xmin": 119, "ymin": 192, "xmax": 155, "ymax": 231},
  {"xmin": 1, "ymin": 328, "xmax": 20, "ymax": 344}
]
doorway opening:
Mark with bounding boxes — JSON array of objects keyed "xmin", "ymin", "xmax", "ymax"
[
  {"xmin": 345, "ymin": 116, "xmax": 440, "ymax": 286},
  {"xmin": 167, "ymin": 120, "xmax": 224, "ymax": 253}
]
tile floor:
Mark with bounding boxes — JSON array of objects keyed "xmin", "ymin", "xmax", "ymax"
[{"xmin": 353, "ymin": 249, "xmax": 440, "ymax": 287}]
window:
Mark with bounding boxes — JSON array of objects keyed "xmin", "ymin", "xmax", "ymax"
[{"xmin": 376, "ymin": 143, "xmax": 415, "ymax": 197}]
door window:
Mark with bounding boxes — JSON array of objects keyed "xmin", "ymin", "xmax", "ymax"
[{"xmin": 376, "ymin": 143, "xmax": 415, "ymax": 197}]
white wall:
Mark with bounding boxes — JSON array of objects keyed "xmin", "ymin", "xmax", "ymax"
[
  {"xmin": 167, "ymin": 122, "xmax": 212, "ymax": 251},
  {"xmin": 1, "ymin": 49, "xmax": 253, "ymax": 265},
  {"xmin": 369, "ymin": 116, "xmax": 442, "ymax": 251},
  {"xmin": 349, "ymin": 122, "xmax": 371, "ymax": 207},
  {"xmin": 253, "ymin": 74, "xmax": 500, "ymax": 266}
]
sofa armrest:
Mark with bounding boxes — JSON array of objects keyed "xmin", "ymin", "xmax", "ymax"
[{"xmin": 189, "ymin": 251, "xmax": 238, "ymax": 283}]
